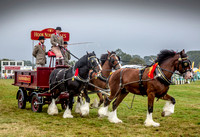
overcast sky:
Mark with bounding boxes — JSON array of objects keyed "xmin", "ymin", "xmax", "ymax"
[{"xmin": 0, "ymin": 0, "xmax": 200, "ymax": 62}]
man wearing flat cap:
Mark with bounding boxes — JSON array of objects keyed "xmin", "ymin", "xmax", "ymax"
[
  {"xmin": 32, "ymin": 36, "xmax": 47, "ymax": 67},
  {"xmin": 63, "ymin": 41, "xmax": 71, "ymax": 66},
  {"xmin": 50, "ymin": 26, "xmax": 64, "ymax": 65}
]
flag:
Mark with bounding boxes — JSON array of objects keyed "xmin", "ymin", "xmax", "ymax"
[
  {"xmin": 192, "ymin": 62, "xmax": 194, "ymax": 69},
  {"xmin": 148, "ymin": 63, "xmax": 158, "ymax": 79}
]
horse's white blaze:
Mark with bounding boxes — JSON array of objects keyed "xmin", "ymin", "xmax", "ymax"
[
  {"xmin": 47, "ymin": 99, "xmax": 58, "ymax": 115},
  {"xmin": 144, "ymin": 112, "xmax": 160, "ymax": 127},
  {"xmin": 108, "ymin": 109, "xmax": 122, "ymax": 123},
  {"xmin": 63, "ymin": 106, "xmax": 73, "ymax": 118},
  {"xmin": 80, "ymin": 101, "xmax": 90, "ymax": 116},
  {"xmin": 98, "ymin": 106, "xmax": 109, "ymax": 117},
  {"xmin": 98, "ymin": 64, "xmax": 102, "ymax": 71},
  {"xmin": 163, "ymin": 101, "xmax": 175, "ymax": 116},
  {"xmin": 75, "ymin": 102, "xmax": 81, "ymax": 114},
  {"xmin": 119, "ymin": 63, "xmax": 122, "ymax": 68}
]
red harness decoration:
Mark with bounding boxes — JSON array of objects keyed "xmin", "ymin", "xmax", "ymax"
[
  {"xmin": 74, "ymin": 68, "xmax": 79, "ymax": 76},
  {"xmin": 148, "ymin": 63, "xmax": 158, "ymax": 79}
]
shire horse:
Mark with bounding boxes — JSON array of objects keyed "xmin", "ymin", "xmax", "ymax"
[
  {"xmin": 98, "ymin": 49, "xmax": 193, "ymax": 127},
  {"xmin": 75, "ymin": 51, "xmax": 121, "ymax": 114},
  {"xmin": 47, "ymin": 51, "xmax": 101, "ymax": 118}
]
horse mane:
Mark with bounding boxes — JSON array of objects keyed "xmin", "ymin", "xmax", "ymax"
[
  {"xmin": 155, "ymin": 49, "xmax": 176, "ymax": 65},
  {"xmin": 75, "ymin": 52, "xmax": 96, "ymax": 68},
  {"xmin": 100, "ymin": 51, "xmax": 116, "ymax": 66},
  {"xmin": 75, "ymin": 55, "xmax": 87, "ymax": 68}
]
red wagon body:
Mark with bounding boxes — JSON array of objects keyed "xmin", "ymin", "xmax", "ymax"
[
  {"xmin": 13, "ymin": 67, "xmax": 54, "ymax": 89},
  {"xmin": 13, "ymin": 52, "xmax": 70, "ymax": 112}
]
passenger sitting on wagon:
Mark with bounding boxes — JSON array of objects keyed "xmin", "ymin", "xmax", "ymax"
[
  {"xmin": 50, "ymin": 26, "xmax": 64, "ymax": 65},
  {"xmin": 63, "ymin": 41, "xmax": 71, "ymax": 66},
  {"xmin": 32, "ymin": 36, "xmax": 47, "ymax": 68}
]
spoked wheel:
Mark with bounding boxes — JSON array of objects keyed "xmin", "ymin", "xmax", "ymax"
[
  {"xmin": 31, "ymin": 94, "xmax": 43, "ymax": 112},
  {"xmin": 17, "ymin": 89, "xmax": 27, "ymax": 109}
]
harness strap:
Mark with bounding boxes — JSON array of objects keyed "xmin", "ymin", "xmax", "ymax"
[
  {"xmin": 97, "ymin": 72, "xmax": 107, "ymax": 82},
  {"xmin": 119, "ymin": 68, "xmax": 124, "ymax": 88},
  {"xmin": 89, "ymin": 70, "xmax": 95, "ymax": 79},
  {"xmin": 139, "ymin": 68, "xmax": 147, "ymax": 96},
  {"xmin": 155, "ymin": 66, "xmax": 172, "ymax": 85},
  {"xmin": 56, "ymin": 69, "xmax": 64, "ymax": 81}
]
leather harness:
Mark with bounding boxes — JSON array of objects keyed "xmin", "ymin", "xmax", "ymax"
[{"xmin": 139, "ymin": 68, "xmax": 147, "ymax": 96}]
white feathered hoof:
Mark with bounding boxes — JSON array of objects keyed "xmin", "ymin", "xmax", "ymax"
[
  {"xmin": 80, "ymin": 102, "xmax": 90, "ymax": 116},
  {"xmin": 75, "ymin": 102, "xmax": 81, "ymax": 114},
  {"xmin": 63, "ymin": 106, "xmax": 73, "ymax": 118},
  {"xmin": 162, "ymin": 101, "xmax": 175, "ymax": 117},
  {"xmin": 47, "ymin": 99, "xmax": 58, "ymax": 115},
  {"xmin": 98, "ymin": 106, "xmax": 108, "ymax": 118},
  {"xmin": 144, "ymin": 112, "xmax": 160, "ymax": 127},
  {"xmin": 108, "ymin": 110, "xmax": 122, "ymax": 123},
  {"xmin": 91, "ymin": 98, "xmax": 99, "ymax": 108},
  {"xmin": 144, "ymin": 119, "xmax": 160, "ymax": 127}
]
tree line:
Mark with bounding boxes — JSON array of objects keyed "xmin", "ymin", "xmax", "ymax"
[
  {"xmin": 115, "ymin": 49, "xmax": 200, "ymax": 67},
  {"xmin": 1, "ymin": 49, "xmax": 200, "ymax": 68}
]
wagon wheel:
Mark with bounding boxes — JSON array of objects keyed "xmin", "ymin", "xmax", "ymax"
[
  {"xmin": 31, "ymin": 94, "xmax": 43, "ymax": 112},
  {"xmin": 17, "ymin": 89, "xmax": 27, "ymax": 109}
]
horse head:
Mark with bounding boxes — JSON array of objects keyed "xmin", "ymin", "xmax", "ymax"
[
  {"xmin": 87, "ymin": 51, "xmax": 102, "ymax": 73},
  {"xmin": 176, "ymin": 49, "xmax": 193, "ymax": 79},
  {"xmin": 107, "ymin": 50, "xmax": 121, "ymax": 70}
]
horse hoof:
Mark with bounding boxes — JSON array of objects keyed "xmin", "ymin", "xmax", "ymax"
[
  {"xmin": 161, "ymin": 111, "xmax": 172, "ymax": 117},
  {"xmin": 153, "ymin": 122, "xmax": 160, "ymax": 127},
  {"xmin": 80, "ymin": 111, "xmax": 89, "ymax": 117},
  {"xmin": 109, "ymin": 118, "xmax": 123, "ymax": 123},
  {"xmin": 63, "ymin": 114, "xmax": 73, "ymax": 118},
  {"xmin": 47, "ymin": 108, "xmax": 58, "ymax": 115},
  {"xmin": 75, "ymin": 109, "xmax": 81, "ymax": 114},
  {"xmin": 80, "ymin": 102, "xmax": 90, "ymax": 116},
  {"xmin": 98, "ymin": 107, "xmax": 108, "ymax": 118},
  {"xmin": 144, "ymin": 120, "xmax": 160, "ymax": 127}
]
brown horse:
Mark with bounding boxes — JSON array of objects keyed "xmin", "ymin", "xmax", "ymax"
[
  {"xmin": 75, "ymin": 51, "xmax": 121, "ymax": 115},
  {"xmin": 90, "ymin": 51, "xmax": 121, "ymax": 107},
  {"xmin": 98, "ymin": 49, "xmax": 193, "ymax": 127}
]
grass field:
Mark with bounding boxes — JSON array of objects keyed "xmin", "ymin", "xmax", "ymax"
[{"xmin": 0, "ymin": 79, "xmax": 199, "ymax": 137}]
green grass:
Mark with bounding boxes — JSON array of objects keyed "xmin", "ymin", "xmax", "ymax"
[{"xmin": 0, "ymin": 79, "xmax": 199, "ymax": 137}]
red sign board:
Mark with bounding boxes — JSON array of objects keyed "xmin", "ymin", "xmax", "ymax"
[
  {"xmin": 5, "ymin": 66, "xmax": 21, "ymax": 70},
  {"xmin": 31, "ymin": 28, "xmax": 70, "ymax": 41},
  {"xmin": 18, "ymin": 75, "xmax": 31, "ymax": 83}
]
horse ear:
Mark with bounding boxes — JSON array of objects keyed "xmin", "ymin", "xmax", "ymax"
[
  {"xmin": 180, "ymin": 49, "xmax": 185, "ymax": 56},
  {"xmin": 182, "ymin": 49, "xmax": 185, "ymax": 54},
  {"xmin": 86, "ymin": 51, "xmax": 89, "ymax": 55},
  {"xmin": 92, "ymin": 51, "xmax": 96, "ymax": 55},
  {"xmin": 107, "ymin": 50, "xmax": 111, "ymax": 54}
]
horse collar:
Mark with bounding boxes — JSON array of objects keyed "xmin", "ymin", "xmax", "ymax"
[{"xmin": 155, "ymin": 66, "xmax": 172, "ymax": 85}]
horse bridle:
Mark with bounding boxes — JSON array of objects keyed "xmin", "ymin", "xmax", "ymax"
[
  {"xmin": 177, "ymin": 55, "xmax": 192, "ymax": 74},
  {"xmin": 108, "ymin": 54, "xmax": 121, "ymax": 70},
  {"xmin": 159, "ymin": 54, "xmax": 192, "ymax": 76},
  {"xmin": 88, "ymin": 55, "xmax": 102, "ymax": 72}
]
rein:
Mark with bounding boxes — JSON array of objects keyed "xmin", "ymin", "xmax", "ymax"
[{"xmin": 60, "ymin": 46, "xmax": 80, "ymax": 60}]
